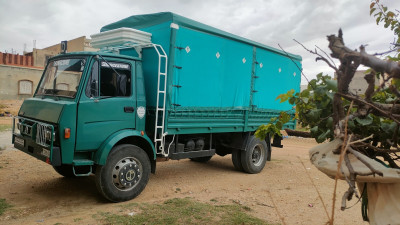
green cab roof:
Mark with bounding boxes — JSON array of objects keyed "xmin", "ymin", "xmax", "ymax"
[{"xmin": 101, "ymin": 12, "xmax": 301, "ymax": 61}]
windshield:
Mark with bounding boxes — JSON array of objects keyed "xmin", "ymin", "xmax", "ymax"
[{"xmin": 36, "ymin": 58, "xmax": 86, "ymax": 98}]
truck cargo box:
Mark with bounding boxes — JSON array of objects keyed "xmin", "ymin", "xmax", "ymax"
[{"xmin": 100, "ymin": 12, "xmax": 301, "ymax": 135}]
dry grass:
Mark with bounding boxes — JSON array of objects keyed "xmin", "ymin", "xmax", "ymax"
[{"xmin": 0, "ymin": 100, "xmax": 22, "ymax": 125}]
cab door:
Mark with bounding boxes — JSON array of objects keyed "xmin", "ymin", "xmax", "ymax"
[{"xmin": 76, "ymin": 58, "xmax": 136, "ymax": 151}]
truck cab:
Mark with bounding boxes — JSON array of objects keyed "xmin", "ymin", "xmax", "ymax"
[{"xmin": 13, "ymin": 52, "xmax": 156, "ymax": 201}]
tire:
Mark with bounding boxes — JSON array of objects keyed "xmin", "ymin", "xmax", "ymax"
[
  {"xmin": 232, "ymin": 149, "xmax": 244, "ymax": 171},
  {"xmin": 53, "ymin": 165, "xmax": 75, "ymax": 178},
  {"xmin": 241, "ymin": 136, "xmax": 269, "ymax": 174},
  {"xmin": 95, "ymin": 144, "xmax": 151, "ymax": 202},
  {"xmin": 190, "ymin": 156, "xmax": 212, "ymax": 162}
]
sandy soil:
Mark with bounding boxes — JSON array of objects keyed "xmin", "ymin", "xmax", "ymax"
[{"xmin": 0, "ymin": 132, "xmax": 369, "ymax": 225}]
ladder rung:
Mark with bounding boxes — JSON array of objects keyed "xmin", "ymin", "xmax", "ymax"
[
  {"xmin": 157, "ymin": 108, "xmax": 165, "ymax": 111},
  {"xmin": 156, "ymin": 126, "xmax": 163, "ymax": 128},
  {"xmin": 158, "ymin": 91, "xmax": 166, "ymax": 93}
]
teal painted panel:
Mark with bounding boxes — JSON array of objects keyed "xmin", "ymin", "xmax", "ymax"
[
  {"xmin": 253, "ymin": 48, "xmax": 301, "ymax": 111},
  {"xmin": 19, "ymin": 98, "xmax": 66, "ymax": 123},
  {"xmin": 140, "ymin": 22, "xmax": 172, "ymax": 108},
  {"xmin": 173, "ymin": 26, "xmax": 253, "ymax": 108},
  {"xmin": 100, "ymin": 12, "xmax": 301, "ymax": 61},
  {"xmin": 140, "ymin": 22, "xmax": 172, "ymax": 55}
]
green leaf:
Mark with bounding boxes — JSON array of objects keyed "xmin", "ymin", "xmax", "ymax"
[
  {"xmin": 276, "ymin": 89, "xmax": 295, "ymax": 103},
  {"xmin": 370, "ymin": 8, "xmax": 376, "ymax": 16},
  {"xmin": 310, "ymin": 126, "xmax": 319, "ymax": 135},
  {"xmin": 355, "ymin": 115, "xmax": 373, "ymax": 126},
  {"xmin": 299, "ymin": 89, "xmax": 310, "ymax": 98},
  {"xmin": 279, "ymin": 111, "xmax": 291, "ymax": 124},
  {"xmin": 325, "ymin": 79, "xmax": 338, "ymax": 92},
  {"xmin": 307, "ymin": 109, "xmax": 322, "ymax": 120},
  {"xmin": 289, "ymin": 96, "xmax": 296, "ymax": 105},
  {"xmin": 326, "ymin": 117, "xmax": 333, "ymax": 128},
  {"xmin": 347, "ymin": 120, "xmax": 355, "ymax": 130},
  {"xmin": 316, "ymin": 130, "xmax": 330, "ymax": 143},
  {"xmin": 276, "ymin": 121, "xmax": 283, "ymax": 130}
]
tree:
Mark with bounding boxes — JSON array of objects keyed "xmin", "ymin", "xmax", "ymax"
[{"xmin": 256, "ymin": 0, "xmax": 400, "ymax": 224}]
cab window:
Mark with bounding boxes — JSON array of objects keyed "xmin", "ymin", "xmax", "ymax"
[{"xmin": 86, "ymin": 60, "xmax": 131, "ymax": 98}]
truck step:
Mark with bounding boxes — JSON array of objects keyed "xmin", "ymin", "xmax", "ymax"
[
  {"xmin": 72, "ymin": 159, "xmax": 94, "ymax": 166},
  {"xmin": 169, "ymin": 149, "xmax": 215, "ymax": 160}
]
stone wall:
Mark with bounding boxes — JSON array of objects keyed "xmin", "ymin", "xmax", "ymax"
[{"xmin": 0, "ymin": 65, "xmax": 43, "ymax": 100}]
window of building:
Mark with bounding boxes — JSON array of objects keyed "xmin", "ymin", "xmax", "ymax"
[{"xmin": 18, "ymin": 80, "xmax": 33, "ymax": 95}]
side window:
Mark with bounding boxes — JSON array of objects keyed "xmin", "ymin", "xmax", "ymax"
[
  {"xmin": 85, "ymin": 60, "xmax": 132, "ymax": 98},
  {"xmin": 86, "ymin": 61, "xmax": 99, "ymax": 97},
  {"xmin": 99, "ymin": 61, "xmax": 131, "ymax": 97}
]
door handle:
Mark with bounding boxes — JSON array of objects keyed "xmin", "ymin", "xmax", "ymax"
[{"xmin": 124, "ymin": 106, "xmax": 135, "ymax": 113}]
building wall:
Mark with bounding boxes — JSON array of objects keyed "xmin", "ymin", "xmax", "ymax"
[
  {"xmin": 0, "ymin": 65, "xmax": 43, "ymax": 100},
  {"xmin": 1, "ymin": 36, "xmax": 98, "ymax": 100},
  {"xmin": 335, "ymin": 70, "xmax": 381, "ymax": 95}
]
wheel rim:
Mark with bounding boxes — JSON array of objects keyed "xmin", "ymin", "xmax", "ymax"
[
  {"xmin": 112, "ymin": 157, "xmax": 142, "ymax": 191},
  {"xmin": 251, "ymin": 144, "xmax": 265, "ymax": 167}
]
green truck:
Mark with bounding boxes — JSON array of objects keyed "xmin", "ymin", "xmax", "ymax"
[{"xmin": 12, "ymin": 12, "xmax": 301, "ymax": 202}]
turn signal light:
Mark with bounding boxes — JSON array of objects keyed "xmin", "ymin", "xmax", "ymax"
[{"xmin": 64, "ymin": 128, "xmax": 71, "ymax": 139}]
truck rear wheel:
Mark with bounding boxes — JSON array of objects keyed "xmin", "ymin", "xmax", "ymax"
[
  {"xmin": 231, "ymin": 150, "xmax": 244, "ymax": 171},
  {"xmin": 95, "ymin": 144, "xmax": 150, "ymax": 202},
  {"xmin": 241, "ymin": 136, "xmax": 268, "ymax": 174}
]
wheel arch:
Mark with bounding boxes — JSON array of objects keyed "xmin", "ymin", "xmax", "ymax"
[{"xmin": 94, "ymin": 130, "xmax": 156, "ymax": 172}]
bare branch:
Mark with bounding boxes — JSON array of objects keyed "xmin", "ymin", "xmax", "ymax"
[{"xmin": 277, "ymin": 43, "xmax": 310, "ymax": 84}]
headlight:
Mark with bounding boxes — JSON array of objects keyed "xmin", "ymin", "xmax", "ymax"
[{"xmin": 45, "ymin": 130, "xmax": 55, "ymax": 141}]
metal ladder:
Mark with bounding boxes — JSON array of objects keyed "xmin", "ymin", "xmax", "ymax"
[{"xmin": 152, "ymin": 44, "xmax": 168, "ymax": 157}]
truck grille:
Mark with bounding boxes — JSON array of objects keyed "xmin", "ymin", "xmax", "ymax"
[
  {"xmin": 36, "ymin": 123, "xmax": 53, "ymax": 147},
  {"xmin": 13, "ymin": 116, "xmax": 55, "ymax": 148}
]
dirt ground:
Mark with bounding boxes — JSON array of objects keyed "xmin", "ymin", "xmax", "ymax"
[{"xmin": 0, "ymin": 129, "xmax": 369, "ymax": 225}]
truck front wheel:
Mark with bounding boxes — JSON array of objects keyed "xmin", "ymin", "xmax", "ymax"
[
  {"xmin": 241, "ymin": 136, "xmax": 268, "ymax": 174},
  {"xmin": 95, "ymin": 144, "xmax": 151, "ymax": 202}
]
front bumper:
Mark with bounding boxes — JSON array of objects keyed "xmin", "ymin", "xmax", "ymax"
[{"xmin": 12, "ymin": 116, "xmax": 61, "ymax": 166}]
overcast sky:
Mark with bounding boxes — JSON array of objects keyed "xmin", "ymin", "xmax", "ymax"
[{"xmin": 1, "ymin": 0, "xmax": 400, "ymax": 84}]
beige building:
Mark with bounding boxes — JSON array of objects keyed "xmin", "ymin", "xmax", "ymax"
[
  {"xmin": 25, "ymin": 36, "xmax": 98, "ymax": 68},
  {"xmin": 0, "ymin": 36, "xmax": 98, "ymax": 100},
  {"xmin": 335, "ymin": 70, "xmax": 381, "ymax": 95}
]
